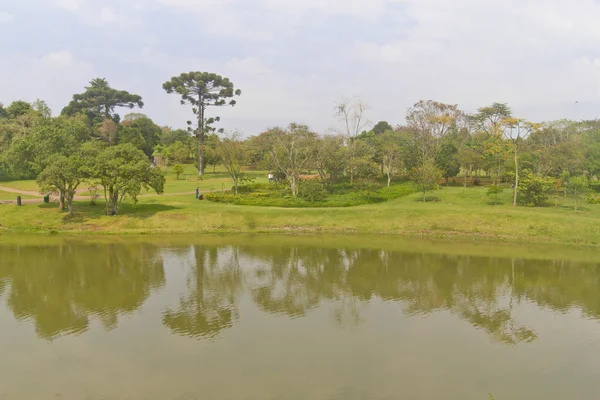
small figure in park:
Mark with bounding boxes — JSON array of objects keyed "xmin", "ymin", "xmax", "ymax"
[
  {"xmin": 196, "ymin": 187, "xmax": 199, "ymax": 199},
  {"xmin": 268, "ymin": 173, "xmax": 274, "ymax": 183}
]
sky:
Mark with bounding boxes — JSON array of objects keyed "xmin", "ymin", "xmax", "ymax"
[{"xmin": 1, "ymin": 0, "xmax": 600, "ymax": 135}]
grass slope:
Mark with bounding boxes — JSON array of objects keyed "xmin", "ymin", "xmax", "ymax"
[{"xmin": 0, "ymin": 185, "xmax": 599, "ymax": 246}]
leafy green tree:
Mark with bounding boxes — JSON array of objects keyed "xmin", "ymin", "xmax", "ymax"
[
  {"xmin": 486, "ymin": 185, "xmax": 504, "ymax": 205},
  {"xmin": 217, "ymin": 132, "xmax": 247, "ymax": 195},
  {"xmin": 518, "ymin": 172, "xmax": 553, "ymax": 207},
  {"xmin": 299, "ymin": 180, "xmax": 327, "ymax": 202},
  {"xmin": 173, "ymin": 164, "xmax": 184, "ymax": 180},
  {"xmin": 567, "ymin": 176, "xmax": 589, "ymax": 211},
  {"xmin": 6, "ymin": 100, "xmax": 33, "ymax": 118},
  {"xmin": 121, "ymin": 114, "xmax": 163, "ymax": 157},
  {"xmin": 62, "ymin": 78, "xmax": 143, "ymax": 123},
  {"xmin": 203, "ymin": 133, "xmax": 222, "ymax": 173},
  {"xmin": 313, "ymin": 135, "xmax": 347, "ymax": 188},
  {"xmin": 37, "ymin": 154, "xmax": 86, "ymax": 214},
  {"xmin": 411, "ymin": 160, "xmax": 442, "ymax": 202},
  {"xmin": 92, "ymin": 144, "xmax": 165, "ymax": 215},
  {"xmin": 372, "ymin": 121, "xmax": 393, "ymax": 135},
  {"xmin": 0, "ymin": 103, "xmax": 7, "ymax": 119},
  {"xmin": 167, "ymin": 141, "xmax": 190, "ymax": 165},
  {"xmin": 163, "ymin": 72, "xmax": 241, "ymax": 177},
  {"xmin": 377, "ymin": 130, "xmax": 404, "ymax": 186},
  {"xmin": 470, "ymin": 102, "xmax": 512, "ymax": 136},
  {"xmin": 265, "ymin": 124, "xmax": 317, "ymax": 196},
  {"xmin": 504, "ymin": 118, "xmax": 541, "ymax": 207},
  {"xmin": 435, "ymin": 142, "xmax": 460, "ymax": 185}
]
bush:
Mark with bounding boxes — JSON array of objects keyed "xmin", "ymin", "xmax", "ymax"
[
  {"xmin": 299, "ymin": 180, "xmax": 327, "ymax": 203},
  {"xmin": 486, "ymin": 185, "xmax": 504, "ymax": 205},
  {"xmin": 518, "ymin": 173, "xmax": 554, "ymax": 207},
  {"xmin": 173, "ymin": 164, "xmax": 184, "ymax": 180}
]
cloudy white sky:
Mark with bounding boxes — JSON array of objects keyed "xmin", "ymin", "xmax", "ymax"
[{"xmin": 1, "ymin": 0, "xmax": 600, "ymax": 134}]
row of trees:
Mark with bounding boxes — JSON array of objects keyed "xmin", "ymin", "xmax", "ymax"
[{"xmin": 2, "ymin": 72, "xmax": 600, "ymax": 208}]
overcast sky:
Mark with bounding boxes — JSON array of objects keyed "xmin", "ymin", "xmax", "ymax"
[{"xmin": 1, "ymin": 0, "xmax": 600, "ymax": 135}]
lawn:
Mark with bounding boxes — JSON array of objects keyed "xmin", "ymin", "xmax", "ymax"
[
  {"xmin": 2, "ymin": 164, "xmax": 269, "ymax": 197},
  {"xmin": 0, "ymin": 190, "xmax": 39, "ymax": 200},
  {"xmin": 1, "ymin": 183, "xmax": 599, "ymax": 247}
]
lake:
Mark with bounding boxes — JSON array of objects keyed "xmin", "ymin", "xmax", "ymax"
[{"xmin": 1, "ymin": 235, "xmax": 599, "ymax": 400}]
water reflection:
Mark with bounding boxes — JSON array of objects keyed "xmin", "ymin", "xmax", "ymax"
[
  {"xmin": 0, "ymin": 242, "xmax": 165, "ymax": 340},
  {"xmin": 1, "ymin": 241, "xmax": 600, "ymax": 345},
  {"xmin": 162, "ymin": 245, "xmax": 242, "ymax": 339}
]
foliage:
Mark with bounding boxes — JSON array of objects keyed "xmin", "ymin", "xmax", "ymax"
[
  {"xmin": 62, "ymin": 78, "xmax": 143, "ymax": 123},
  {"xmin": 435, "ymin": 142, "xmax": 460, "ymax": 184},
  {"xmin": 411, "ymin": 160, "xmax": 442, "ymax": 202},
  {"xmin": 217, "ymin": 132, "xmax": 247, "ymax": 194},
  {"xmin": 567, "ymin": 175, "xmax": 589, "ymax": 211},
  {"xmin": 518, "ymin": 172, "xmax": 554, "ymax": 207},
  {"xmin": 486, "ymin": 185, "xmax": 504, "ymax": 205},
  {"xmin": 91, "ymin": 143, "xmax": 165, "ymax": 215},
  {"xmin": 163, "ymin": 71, "xmax": 241, "ymax": 176},
  {"xmin": 37, "ymin": 154, "xmax": 88, "ymax": 215},
  {"xmin": 173, "ymin": 164, "xmax": 184, "ymax": 180},
  {"xmin": 298, "ymin": 180, "xmax": 327, "ymax": 203}
]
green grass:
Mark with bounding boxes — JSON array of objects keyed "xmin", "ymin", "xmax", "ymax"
[
  {"xmin": 0, "ymin": 190, "xmax": 38, "ymax": 200},
  {"xmin": 2, "ymin": 164, "xmax": 268, "ymax": 197},
  {"xmin": 1, "ymin": 184, "xmax": 600, "ymax": 246}
]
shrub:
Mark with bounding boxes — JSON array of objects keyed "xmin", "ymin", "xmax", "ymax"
[
  {"xmin": 173, "ymin": 164, "xmax": 184, "ymax": 180},
  {"xmin": 518, "ymin": 173, "xmax": 554, "ymax": 207},
  {"xmin": 486, "ymin": 185, "xmax": 504, "ymax": 205},
  {"xmin": 299, "ymin": 180, "xmax": 327, "ymax": 203}
]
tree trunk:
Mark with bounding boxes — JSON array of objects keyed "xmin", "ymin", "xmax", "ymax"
[
  {"xmin": 234, "ymin": 177, "xmax": 239, "ymax": 195},
  {"xmin": 67, "ymin": 198, "xmax": 73, "ymax": 216},
  {"xmin": 197, "ymin": 102, "xmax": 205, "ymax": 177},
  {"xmin": 290, "ymin": 175, "xmax": 298, "ymax": 196},
  {"xmin": 387, "ymin": 173, "xmax": 391, "ymax": 187},
  {"xmin": 59, "ymin": 192, "xmax": 65, "ymax": 210},
  {"xmin": 513, "ymin": 144, "xmax": 518, "ymax": 207}
]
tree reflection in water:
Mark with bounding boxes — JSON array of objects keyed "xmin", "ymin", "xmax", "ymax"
[
  {"xmin": 2, "ymin": 241, "xmax": 599, "ymax": 345},
  {"xmin": 161, "ymin": 245, "xmax": 600, "ymax": 345},
  {"xmin": 0, "ymin": 242, "xmax": 165, "ymax": 341}
]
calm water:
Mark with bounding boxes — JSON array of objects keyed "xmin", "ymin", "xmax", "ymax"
[{"xmin": 1, "ymin": 237, "xmax": 600, "ymax": 400}]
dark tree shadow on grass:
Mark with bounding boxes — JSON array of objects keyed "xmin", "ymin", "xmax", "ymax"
[{"xmin": 38, "ymin": 202, "xmax": 181, "ymax": 222}]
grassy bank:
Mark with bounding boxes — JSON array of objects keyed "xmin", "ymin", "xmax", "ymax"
[{"xmin": 1, "ymin": 184, "xmax": 599, "ymax": 246}]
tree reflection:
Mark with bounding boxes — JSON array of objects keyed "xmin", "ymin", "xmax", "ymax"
[
  {"xmin": 0, "ymin": 242, "xmax": 165, "ymax": 341},
  {"xmin": 162, "ymin": 245, "xmax": 243, "ymax": 339}
]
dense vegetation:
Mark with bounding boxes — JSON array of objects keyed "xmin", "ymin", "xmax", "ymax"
[{"xmin": 2, "ymin": 74, "xmax": 600, "ymax": 217}]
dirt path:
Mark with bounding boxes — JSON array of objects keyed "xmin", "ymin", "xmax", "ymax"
[{"xmin": 0, "ymin": 185, "xmax": 43, "ymax": 197}]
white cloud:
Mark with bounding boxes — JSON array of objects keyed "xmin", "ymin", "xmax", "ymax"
[
  {"xmin": 41, "ymin": 50, "xmax": 74, "ymax": 68},
  {"xmin": 0, "ymin": 51, "xmax": 93, "ymax": 115},
  {"xmin": 0, "ymin": 11, "xmax": 14, "ymax": 23},
  {"xmin": 53, "ymin": 0, "xmax": 140, "ymax": 28}
]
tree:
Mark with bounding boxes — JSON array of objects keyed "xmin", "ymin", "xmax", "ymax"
[
  {"xmin": 163, "ymin": 72, "xmax": 241, "ymax": 177},
  {"xmin": 92, "ymin": 144, "xmax": 165, "ymax": 215},
  {"xmin": 217, "ymin": 131, "xmax": 247, "ymax": 195},
  {"xmin": 377, "ymin": 130, "xmax": 404, "ymax": 186},
  {"xmin": 6, "ymin": 101, "xmax": 33, "ymax": 118},
  {"xmin": 173, "ymin": 164, "xmax": 184, "ymax": 180},
  {"xmin": 167, "ymin": 141, "xmax": 190, "ymax": 165},
  {"xmin": 487, "ymin": 185, "xmax": 504, "ymax": 206},
  {"xmin": 411, "ymin": 160, "xmax": 442, "ymax": 202},
  {"xmin": 37, "ymin": 155, "xmax": 86, "ymax": 215},
  {"xmin": 96, "ymin": 118, "xmax": 119, "ymax": 145},
  {"xmin": 121, "ymin": 114, "xmax": 163, "ymax": 157},
  {"xmin": 567, "ymin": 176, "xmax": 589, "ymax": 211},
  {"xmin": 504, "ymin": 118, "xmax": 541, "ymax": 207},
  {"xmin": 407, "ymin": 100, "xmax": 462, "ymax": 193},
  {"xmin": 335, "ymin": 96, "xmax": 371, "ymax": 137},
  {"xmin": 265, "ymin": 124, "xmax": 317, "ymax": 196},
  {"xmin": 62, "ymin": 78, "xmax": 143, "ymax": 122},
  {"xmin": 471, "ymin": 103, "xmax": 512, "ymax": 136},
  {"xmin": 435, "ymin": 143, "xmax": 460, "ymax": 185},
  {"xmin": 313, "ymin": 135, "xmax": 346, "ymax": 188},
  {"xmin": 518, "ymin": 172, "xmax": 553, "ymax": 207},
  {"xmin": 372, "ymin": 121, "xmax": 393, "ymax": 136}
]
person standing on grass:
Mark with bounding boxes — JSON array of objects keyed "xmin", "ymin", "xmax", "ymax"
[
  {"xmin": 196, "ymin": 187, "xmax": 199, "ymax": 199},
  {"xmin": 268, "ymin": 173, "xmax": 274, "ymax": 183}
]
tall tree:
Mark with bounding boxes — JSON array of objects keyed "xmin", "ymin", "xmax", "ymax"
[
  {"xmin": 377, "ymin": 130, "xmax": 405, "ymax": 186},
  {"xmin": 217, "ymin": 131, "xmax": 247, "ymax": 194},
  {"xmin": 163, "ymin": 72, "xmax": 241, "ymax": 177},
  {"xmin": 265, "ymin": 124, "xmax": 317, "ymax": 196},
  {"xmin": 471, "ymin": 103, "xmax": 512, "ymax": 136},
  {"xmin": 62, "ymin": 78, "xmax": 143, "ymax": 122},
  {"xmin": 504, "ymin": 118, "xmax": 541, "ymax": 207}
]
